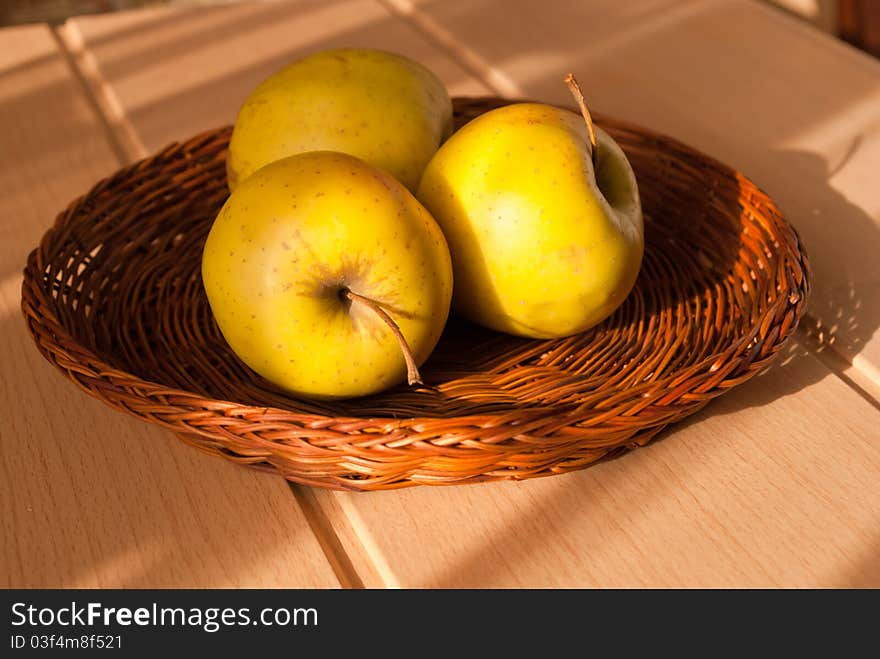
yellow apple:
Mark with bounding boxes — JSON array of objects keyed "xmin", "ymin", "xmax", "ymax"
[
  {"xmin": 416, "ymin": 78, "xmax": 644, "ymax": 339},
  {"xmin": 202, "ymin": 151, "xmax": 453, "ymax": 399},
  {"xmin": 227, "ymin": 48, "xmax": 453, "ymax": 192}
]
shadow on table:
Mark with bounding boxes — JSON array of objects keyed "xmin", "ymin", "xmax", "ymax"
[
  {"xmin": 844, "ymin": 538, "xmax": 880, "ymax": 587},
  {"xmin": 685, "ymin": 146, "xmax": 880, "ymax": 416}
]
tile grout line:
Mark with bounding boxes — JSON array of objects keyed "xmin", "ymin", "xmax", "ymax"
[
  {"xmin": 329, "ymin": 491, "xmax": 402, "ymax": 589},
  {"xmin": 288, "ymin": 485, "xmax": 367, "ymax": 589},
  {"xmin": 795, "ymin": 318, "xmax": 880, "ymax": 411},
  {"xmin": 51, "ymin": 19, "xmax": 147, "ymax": 164},
  {"xmin": 747, "ymin": 0, "xmax": 880, "ymax": 77},
  {"xmin": 376, "ymin": 0, "xmax": 522, "ymax": 98}
]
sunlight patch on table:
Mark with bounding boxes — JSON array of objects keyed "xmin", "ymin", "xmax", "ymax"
[{"xmin": 67, "ymin": 539, "xmax": 163, "ymax": 588}]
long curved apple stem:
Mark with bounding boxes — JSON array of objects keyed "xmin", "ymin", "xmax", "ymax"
[
  {"xmin": 343, "ymin": 289, "xmax": 423, "ymax": 386},
  {"xmin": 564, "ymin": 73, "xmax": 598, "ymax": 165}
]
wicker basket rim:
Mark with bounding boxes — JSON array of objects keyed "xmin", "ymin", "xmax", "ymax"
[{"xmin": 21, "ymin": 106, "xmax": 807, "ymax": 432}]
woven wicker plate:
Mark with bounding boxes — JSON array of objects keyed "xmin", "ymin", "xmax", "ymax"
[{"xmin": 21, "ymin": 97, "xmax": 810, "ymax": 491}]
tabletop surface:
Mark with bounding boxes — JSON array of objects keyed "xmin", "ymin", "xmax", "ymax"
[{"xmin": 2, "ymin": 0, "xmax": 879, "ymax": 588}]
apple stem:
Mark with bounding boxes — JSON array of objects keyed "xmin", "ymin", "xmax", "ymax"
[
  {"xmin": 564, "ymin": 73, "xmax": 598, "ymax": 164},
  {"xmin": 342, "ymin": 289, "xmax": 424, "ymax": 386}
]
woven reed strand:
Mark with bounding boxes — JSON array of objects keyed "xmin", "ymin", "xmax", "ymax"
[{"xmin": 21, "ymin": 97, "xmax": 811, "ymax": 490}]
